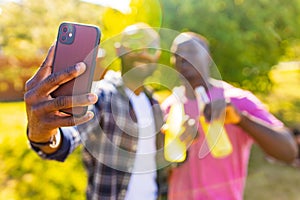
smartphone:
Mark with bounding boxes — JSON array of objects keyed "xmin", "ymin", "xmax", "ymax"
[{"xmin": 51, "ymin": 22, "xmax": 101, "ymax": 117}]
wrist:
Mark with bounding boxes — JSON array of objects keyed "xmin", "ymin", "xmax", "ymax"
[
  {"xmin": 27, "ymin": 129, "xmax": 61, "ymax": 149},
  {"xmin": 27, "ymin": 127, "xmax": 58, "ymax": 142}
]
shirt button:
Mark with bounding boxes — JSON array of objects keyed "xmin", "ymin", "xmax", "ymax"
[
  {"xmin": 121, "ymin": 189, "xmax": 127, "ymax": 196},
  {"xmin": 132, "ymin": 144, "xmax": 137, "ymax": 151}
]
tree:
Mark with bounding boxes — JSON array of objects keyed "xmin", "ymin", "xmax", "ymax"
[
  {"xmin": 0, "ymin": 0, "xmax": 163, "ymax": 100},
  {"xmin": 0, "ymin": 0, "xmax": 104, "ymax": 59},
  {"xmin": 160, "ymin": 0, "xmax": 300, "ymax": 93},
  {"xmin": 0, "ymin": 0, "xmax": 107, "ymax": 100}
]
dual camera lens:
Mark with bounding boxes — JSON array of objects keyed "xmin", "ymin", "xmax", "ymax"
[{"xmin": 59, "ymin": 24, "xmax": 75, "ymax": 44}]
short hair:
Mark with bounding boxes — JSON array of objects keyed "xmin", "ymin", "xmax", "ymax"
[
  {"xmin": 182, "ymin": 32, "xmax": 210, "ymax": 54},
  {"xmin": 119, "ymin": 22, "xmax": 160, "ymax": 51}
]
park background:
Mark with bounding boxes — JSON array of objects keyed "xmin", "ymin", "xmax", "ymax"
[{"xmin": 1, "ymin": 0, "xmax": 300, "ymax": 199}]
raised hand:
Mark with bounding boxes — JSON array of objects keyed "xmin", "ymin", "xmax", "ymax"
[{"xmin": 24, "ymin": 45, "xmax": 98, "ymax": 152}]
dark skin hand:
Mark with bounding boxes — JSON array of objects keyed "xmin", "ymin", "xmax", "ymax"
[
  {"xmin": 179, "ymin": 117, "xmax": 198, "ymax": 148},
  {"xmin": 161, "ymin": 115, "xmax": 199, "ymax": 149},
  {"xmin": 203, "ymin": 99, "xmax": 298, "ymax": 163},
  {"xmin": 24, "ymin": 45, "xmax": 98, "ymax": 154}
]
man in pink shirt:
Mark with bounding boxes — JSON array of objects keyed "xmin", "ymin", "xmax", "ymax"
[{"xmin": 161, "ymin": 32, "xmax": 298, "ymax": 200}]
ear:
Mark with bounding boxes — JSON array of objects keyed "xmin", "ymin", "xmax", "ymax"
[{"xmin": 170, "ymin": 55, "xmax": 176, "ymax": 66}]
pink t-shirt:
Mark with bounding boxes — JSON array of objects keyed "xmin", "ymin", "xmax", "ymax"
[{"xmin": 162, "ymin": 82, "xmax": 283, "ymax": 200}]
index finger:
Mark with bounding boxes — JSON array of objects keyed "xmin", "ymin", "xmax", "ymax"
[
  {"xmin": 25, "ymin": 45, "xmax": 55, "ymax": 91},
  {"xmin": 35, "ymin": 62, "xmax": 86, "ymax": 97}
]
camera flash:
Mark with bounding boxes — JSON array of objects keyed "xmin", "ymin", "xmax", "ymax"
[{"xmin": 68, "ymin": 32, "xmax": 73, "ymax": 38}]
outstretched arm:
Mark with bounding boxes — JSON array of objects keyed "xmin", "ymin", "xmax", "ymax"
[
  {"xmin": 204, "ymin": 100, "xmax": 298, "ymax": 163},
  {"xmin": 236, "ymin": 110, "xmax": 297, "ymax": 163}
]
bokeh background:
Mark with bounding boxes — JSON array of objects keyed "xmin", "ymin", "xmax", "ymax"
[{"xmin": 1, "ymin": 0, "xmax": 300, "ymax": 199}]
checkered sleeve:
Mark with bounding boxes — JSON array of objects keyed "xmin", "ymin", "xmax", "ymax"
[{"xmin": 62, "ymin": 126, "xmax": 81, "ymax": 155}]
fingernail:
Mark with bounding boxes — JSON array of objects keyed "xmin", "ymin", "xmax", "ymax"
[
  {"xmin": 87, "ymin": 112, "xmax": 94, "ymax": 118},
  {"xmin": 188, "ymin": 119, "xmax": 196, "ymax": 126},
  {"xmin": 76, "ymin": 62, "xmax": 86, "ymax": 73},
  {"xmin": 88, "ymin": 94, "xmax": 97, "ymax": 102}
]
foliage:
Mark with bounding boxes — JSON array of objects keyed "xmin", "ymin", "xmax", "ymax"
[
  {"xmin": 160, "ymin": 0, "xmax": 300, "ymax": 93},
  {"xmin": 101, "ymin": 0, "xmax": 162, "ymax": 37},
  {"xmin": 97, "ymin": 0, "xmax": 163, "ymax": 72},
  {"xmin": 0, "ymin": 0, "xmax": 106, "ymax": 59},
  {"xmin": 0, "ymin": 0, "xmax": 106, "ymax": 95},
  {"xmin": 0, "ymin": 0, "xmax": 162, "ymax": 67},
  {"xmin": 0, "ymin": 0, "xmax": 164, "ymax": 97},
  {"xmin": 0, "ymin": 102, "xmax": 86, "ymax": 199},
  {"xmin": 263, "ymin": 65, "xmax": 300, "ymax": 127}
]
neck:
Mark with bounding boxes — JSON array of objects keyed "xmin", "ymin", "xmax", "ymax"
[{"xmin": 123, "ymin": 78, "xmax": 144, "ymax": 95}]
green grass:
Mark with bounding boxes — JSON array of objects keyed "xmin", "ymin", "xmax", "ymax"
[
  {"xmin": 1, "ymin": 67, "xmax": 300, "ymax": 199},
  {"xmin": 0, "ymin": 102, "xmax": 86, "ymax": 200},
  {"xmin": 245, "ymin": 146, "xmax": 300, "ymax": 200}
]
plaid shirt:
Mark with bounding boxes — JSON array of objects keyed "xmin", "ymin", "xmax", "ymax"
[{"xmin": 31, "ymin": 71, "xmax": 170, "ymax": 200}]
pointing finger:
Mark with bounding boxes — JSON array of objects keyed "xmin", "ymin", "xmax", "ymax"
[{"xmin": 25, "ymin": 45, "xmax": 55, "ymax": 91}]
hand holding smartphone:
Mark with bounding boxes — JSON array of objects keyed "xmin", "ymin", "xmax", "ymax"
[{"xmin": 51, "ymin": 22, "xmax": 101, "ymax": 116}]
